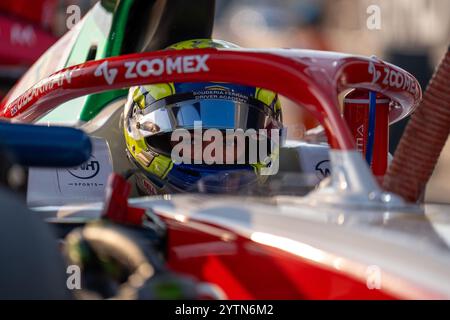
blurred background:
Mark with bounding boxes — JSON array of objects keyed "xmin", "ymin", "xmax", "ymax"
[
  {"xmin": 213, "ymin": 0, "xmax": 450, "ymax": 150},
  {"xmin": 0, "ymin": 0, "xmax": 449, "ymax": 199}
]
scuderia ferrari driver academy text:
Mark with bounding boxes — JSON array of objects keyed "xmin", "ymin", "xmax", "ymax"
[{"xmin": 95, "ymin": 55, "xmax": 210, "ymax": 86}]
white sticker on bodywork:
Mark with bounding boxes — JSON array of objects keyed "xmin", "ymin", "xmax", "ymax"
[{"xmin": 27, "ymin": 137, "xmax": 113, "ymax": 206}]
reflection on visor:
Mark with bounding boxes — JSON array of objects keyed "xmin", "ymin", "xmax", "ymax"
[
  {"xmin": 136, "ymin": 98, "xmax": 281, "ymax": 137},
  {"xmin": 188, "ymin": 170, "xmax": 259, "ymax": 194}
]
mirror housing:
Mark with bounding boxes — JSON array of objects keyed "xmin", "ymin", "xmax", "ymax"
[{"xmin": 0, "ymin": 122, "xmax": 92, "ymax": 167}]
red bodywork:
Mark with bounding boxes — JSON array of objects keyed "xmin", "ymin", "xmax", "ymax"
[
  {"xmin": 0, "ymin": 0, "xmax": 57, "ymax": 99},
  {"xmin": 0, "ymin": 15, "xmax": 56, "ymax": 69},
  {"xmin": 163, "ymin": 216, "xmax": 396, "ymax": 299},
  {"xmin": 0, "ymin": 0, "xmax": 57, "ymax": 28},
  {"xmin": 344, "ymin": 89, "xmax": 390, "ymax": 176}
]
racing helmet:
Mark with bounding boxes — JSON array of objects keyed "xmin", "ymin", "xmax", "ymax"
[{"xmin": 123, "ymin": 39, "xmax": 283, "ymax": 195}]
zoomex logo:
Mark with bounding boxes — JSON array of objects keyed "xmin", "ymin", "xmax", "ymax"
[
  {"xmin": 315, "ymin": 160, "xmax": 331, "ymax": 179},
  {"xmin": 94, "ymin": 54, "xmax": 210, "ymax": 86},
  {"xmin": 67, "ymin": 157, "xmax": 100, "ymax": 179}
]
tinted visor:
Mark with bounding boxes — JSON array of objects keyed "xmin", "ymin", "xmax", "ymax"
[{"xmin": 135, "ymin": 94, "xmax": 282, "ymax": 137}]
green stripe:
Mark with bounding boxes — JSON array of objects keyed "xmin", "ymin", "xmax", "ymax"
[{"xmin": 79, "ymin": 0, "xmax": 134, "ymax": 122}]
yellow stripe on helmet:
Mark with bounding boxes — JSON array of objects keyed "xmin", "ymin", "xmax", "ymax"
[
  {"xmin": 147, "ymin": 154, "xmax": 173, "ymax": 179},
  {"xmin": 124, "ymin": 124, "xmax": 174, "ymax": 180},
  {"xmin": 132, "ymin": 87, "xmax": 147, "ymax": 109},
  {"xmin": 133, "ymin": 83, "xmax": 176, "ymax": 109},
  {"xmin": 142, "ymin": 83, "xmax": 175, "ymax": 104},
  {"xmin": 168, "ymin": 39, "xmax": 239, "ymax": 50},
  {"xmin": 256, "ymin": 87, "xmax": 280, "ymax": 112}
]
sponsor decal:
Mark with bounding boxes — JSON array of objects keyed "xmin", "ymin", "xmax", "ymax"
[
  {"xmin": 27, "ymin": 138, "xmax": 113, "ymax": 206},
  {"xmin": 94, "ymin": 54, "xmax": 210, "ymax": 86},
  {"xmin": 368, "ymin": 60, "xmax": 418, "ymax": 96},
  {"xmin": 315, "ymin": 160, "xmax": 331, "ymax": 178},
  {"xmin": 94, "ymin": 61, "xmax": 117, "ymax": 86},
  {"xmin": 193, "ymin": 88, "xmax": 249, "ymax": 103},
  {"xmin": 10, "ymin": 24, "xmax": 36, "ymax": 47},
  {"xmin": 9, "ymin": 70, "xmax": 72, "ymax": 116},
  {"xmin": 356, "ymin": 125, "xmax": 365, "ymax": 153},
  {"xmin": 67, "ymin": 159, "xmax": 100, "ymax": 180},
  {"xmin": 63, "ymin": 156, "xmax": 104, "ymax": 190}
]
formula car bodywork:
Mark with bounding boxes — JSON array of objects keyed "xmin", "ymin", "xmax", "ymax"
[
  {"xmin": 0, "ymin": 0, "xmax": 57, "ymax": 98},
  {"xmin": 1, "ymin": 0, "xmax": 450, "ymax": 300}
]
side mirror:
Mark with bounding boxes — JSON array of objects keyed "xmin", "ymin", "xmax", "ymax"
[{"xmin": 0, "ymin": 122, "xmax": 92, "ymax": 167}]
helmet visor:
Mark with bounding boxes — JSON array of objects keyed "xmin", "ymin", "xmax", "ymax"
[{"xmin": 133, "ymin": 95, "xmax": 282, "ymax": 137}]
